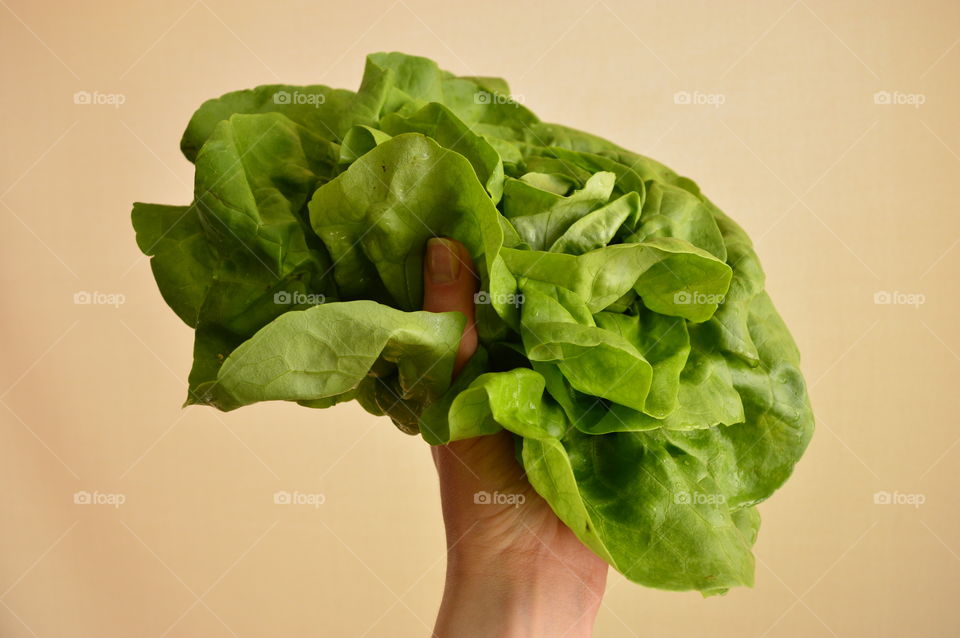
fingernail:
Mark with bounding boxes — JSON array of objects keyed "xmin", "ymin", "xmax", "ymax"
[{"xmin": 427, "ymin": 238, "xmax": 460, "ymax": 284}]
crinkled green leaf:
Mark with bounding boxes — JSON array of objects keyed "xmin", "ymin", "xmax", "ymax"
[
  {"xmin": 629, "ymin": 181, "xmax": 727, "ymax": 260},
  {"xmin": 524, "ymin": 429, "xmax": 759, "ymax": 595},
  {"xmin": 594, "ymin": 308, "xmax": 689, "ymax": 419},
  {"xmin": 501, "ymin": 238, "xmax": 732, "ymax": 320},
  {"xmin": 519, "ymin": 280, "xmax": 652, "ymax": 412},
  {"xmin": 444, "ymin": 368, "xmax": 565, "ymax": 441},
  {"xmin": 308, "ymin": 133, "xmax": 503, "ymax": 312},
  {"xmin": 339, "ymin": 125, "xmax": 392, "ymax": 164},
  {"xmin": 550, "ymin": 192, "xmax": 640, "ymax": 255},
  {"xmin": 132, "ymin": 203, "xmax": 214, "ymax": 327},
  {"xmin": 180, "ymin": 84, "xmax": 354, "ymax": 161},
  {"xmin": 505, "ymin": 171, "xmax": 616, "ymax": 249},
  {"xmin": 379, "ymin": 102, "xmax": 504, "ymax": 203},
  {"xmin": 206, "ymin": 300, "xmax": 464, "ymax": 416},
  {"xmin": 161, "ymin": 112, "xmax": 339, "ymax": 401}
]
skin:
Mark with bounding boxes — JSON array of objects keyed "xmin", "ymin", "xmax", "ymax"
[{"xmin": 422, "ymin": 237, "xmax": 608, "ymax": 638}]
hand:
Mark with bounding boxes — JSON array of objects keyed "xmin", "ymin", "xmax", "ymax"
[{"xmin": 423, "ymin": 238, "xmax": 608, "ymax": 638}]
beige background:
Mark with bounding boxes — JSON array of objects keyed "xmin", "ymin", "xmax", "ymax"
[{"xmin": 2, "ymin": 0, "xmax": 958, "ymax": 636}]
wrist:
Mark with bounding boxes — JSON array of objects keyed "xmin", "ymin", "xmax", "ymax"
[{"xmin": 435, "ymin": 549, "xmax": 607, "ymax": 638}]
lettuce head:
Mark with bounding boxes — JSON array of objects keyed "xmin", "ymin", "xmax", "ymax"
[{"xmin": 132, "ymin": 52, "xmax": 814, "ymax": 596}]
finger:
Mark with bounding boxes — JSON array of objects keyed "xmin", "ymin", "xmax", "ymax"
[{"xmin": 423, "ymin": 237, "xmax": 478, "ymax": 377}]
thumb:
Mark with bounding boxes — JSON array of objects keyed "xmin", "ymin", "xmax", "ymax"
[{"xmin": 423, "ymin": 237, "xmax": 478, "ymax": 377}]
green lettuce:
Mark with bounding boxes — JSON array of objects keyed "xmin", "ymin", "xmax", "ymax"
[{"xmin": 132, "ymin": 52, "xmax": 813, "ymax": 595}]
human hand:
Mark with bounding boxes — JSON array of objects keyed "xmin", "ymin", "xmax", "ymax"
[{"xmin": 423, "ymin": 237, "xmax": 608, "ymax": 638}]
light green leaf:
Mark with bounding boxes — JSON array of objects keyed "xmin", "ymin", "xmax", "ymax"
[
  {"xmin": 206, "ymin": 301, "xmax": 464, "ymax": 417},
  {"xmin": 308, "ymin": 133, "xmax": 503, "ymax": 313}
]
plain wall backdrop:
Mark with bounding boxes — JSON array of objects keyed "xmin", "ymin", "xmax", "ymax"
[{"xmin": 1, "ymin": 0, "xmax": 958, "ymax": 636}]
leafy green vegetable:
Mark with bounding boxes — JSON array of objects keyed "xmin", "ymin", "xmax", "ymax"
[{"xmin": 133, "ymin": 52, "xmax": 814, "ymax": 595}]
